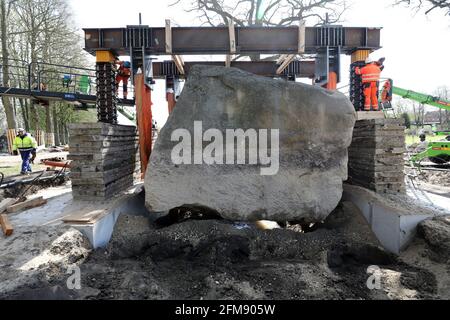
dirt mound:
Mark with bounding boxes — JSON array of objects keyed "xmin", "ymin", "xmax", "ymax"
[
  {"xmin": 418, "ymin": 216, "xmax": 450, "ymax": 263},
  {"xmin": 2, "ymin": 202, "xmax": 446, "ymax": 300},
  {"xmin": 3, "ymin": 202, "xmax": 439, "ymax": 300},
  {"xmin": 0, "ymin": 226, "xmax": 91, "ymax": 297},
  {"xmin": 419, "ymin": 171, "xmax": 450, "ymax": 187}
]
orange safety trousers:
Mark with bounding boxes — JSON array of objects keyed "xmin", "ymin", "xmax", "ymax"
[
  {"xmin": 116, "ymin": 75, "xmax": 130, "ymax": 98},
  {"xmin": 363, "ymin": 82, "xmax": 379, "ymax": 111}
]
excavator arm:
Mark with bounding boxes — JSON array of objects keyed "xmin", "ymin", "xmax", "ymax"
[
  {"xmin": 392, "ymin": 86, "xmax": 450, "ymax": 111},
  {"xmin": 381, "ymin": 80, "xmax": 450, "ymax": 111}
]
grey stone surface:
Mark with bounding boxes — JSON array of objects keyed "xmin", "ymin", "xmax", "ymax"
[{"xmin": 145, "ymin": 65, "xmax": 356, "ymax": 223}]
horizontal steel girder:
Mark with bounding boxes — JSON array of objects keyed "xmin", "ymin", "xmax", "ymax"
[
  {"xmin": 84, "ymin": 25, "xmax": 381, "ymax": 56},
  {"xmin": 152, "ymin": 60, "xmax": 316, "ymax": 78}
]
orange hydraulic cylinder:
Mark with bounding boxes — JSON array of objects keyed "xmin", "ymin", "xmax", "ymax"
[
  {"xmin": 167, "ymin": 90, "xmax": 176, "ymax": 114},
  {"xmin": 135, "ymin": 74, "xmax": 153, "ymax": 178},
  {"xmin": 323, "ymin": 72, "xmax": 337, "ymax": 91}
]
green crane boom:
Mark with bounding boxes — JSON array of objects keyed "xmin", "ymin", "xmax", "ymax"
[{"xmin": 392, "ymin": 86, "xmax": 450, "ymax": 111}]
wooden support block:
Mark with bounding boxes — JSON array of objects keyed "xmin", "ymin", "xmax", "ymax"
[
  {"xmin": 7, "ymin": 197, "xmax": 47, "ymax": 214},
  {"xmin": 225, "ymin": 55, "xmax": 232, "ymax": 68},
  {"xmin": 276, "ymin": 54, "xmax": 295, "ymax": 75},
  {"xmin": 165, "ymin": 19, "xmax": 172, "ymax": 54},
  {"xmin": 96, "ymin": 50, "xmax": 116, "ymax": 63},
  {"xmin": 0, "ymin": 198, "xmax": 18, "ymax": 214},
  {"xmin": 298, "ymin": 20, "xmax": 306, "ymax": 54},
  {"xmin": 0, "ymin": 214, "xmax": 13, "ymax": 237},
  {"xmin": 356, "ymin": 111, "xmax": 385, "ymax": 121},
  {"xmin": 228, "ymin": 18, "xmax": 236, "ymax": 54},
  {"xmin": 172, "ymin": 54, "xmax": 185, "ymax": 75}
]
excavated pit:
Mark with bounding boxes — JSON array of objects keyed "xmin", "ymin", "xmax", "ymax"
[{"xmin": 2, "ymin": 201, "xmax": 446, "ymax": 300}]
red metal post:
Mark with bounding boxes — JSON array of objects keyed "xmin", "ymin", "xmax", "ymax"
[
  {"xmin": 323, "ymin": 71, "xmax": 337, "ymax": 91},
  {"xmin": 135, "ymin": 74, "xmax": 153, "ymax": 178},
  {"xmin": 167, "ymin": 88, "xmax": 176, "ymax": 114}
]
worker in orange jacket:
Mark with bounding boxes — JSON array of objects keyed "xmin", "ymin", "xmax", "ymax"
[
  {"xmin": 115, "ymin": 60, "xmax": 132, "ymax": 99},
  {"xmin": 355, "ymin": 57, "xmax": 382, "ymax": 111},
  {"xmin": 381, "ymin": 80, "xmax": 392, "ymax": 103}
]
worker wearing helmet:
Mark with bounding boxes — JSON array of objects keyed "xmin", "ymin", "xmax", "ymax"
[
  {"xmin": 381, "ymin": 80, "xmax": 392, "ymax": 102},
  {"xmin": 12, "ymin": 128, "xmax": 38, "ymax": 175},
  {"xmin": 115, "ymin": 60, "xmax": 132, "ymax": 99},
  {"xmin": 355, "ymin": 57, "xmax": 382, "ymax": 111}
]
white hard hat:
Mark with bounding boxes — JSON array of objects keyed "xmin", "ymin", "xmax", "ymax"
[
  {"xmin": 365, "ymin": 57, "xmax": 374, "ymax": 64},
  {"xmin": 17, "ymin": 128, "xmax": 25, "ymax": 132}
]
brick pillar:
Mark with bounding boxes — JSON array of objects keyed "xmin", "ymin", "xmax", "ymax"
[
  {"xmin": 68, "ymin": 123, "xmax": 141, "ymax": 200},
  {"xmin": 348, "ymin": 119, "xmax": 406, "ymax": 194}
]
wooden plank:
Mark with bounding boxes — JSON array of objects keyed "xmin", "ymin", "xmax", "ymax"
[
  {"xmin": 165, "ymin": 19, "xmax": 172, "ymax": 54},
  {"xmin": 228, "ymin": 19, "xmax": 236, "ymax": 54},
  {"xmin": 0, "ymin": 214, "xmax": 13, "ymax": 237},
  {"xmin": 356, "ymin": 111, "xmax": 385, "ymax": 121},
  {"xmin": 298, "ymin": 20, "xmax": 306, "ymax": 54},
  {"xmin": 6, "ymin": 197, "xmax": 47, "ymax": 214},
  {"xmin": 276, "ymin": 54, "xmax": 296, "ymax": 75},
  {"xmin": 225, "ymin": 55, "xmax": 232, "ymax": 68},
  {"xmin": 63, "ymin": 208, "xmax": 108, "ymax": 224},
  {"xmin": 172, "ymin": 54, "xmax": 185, "ymax": 75},
  {"xmin": 7, "ymin": 129, "xmax": 16, "ymax": 155},
  {"xmin": 276, "ymin": 54, "xmax": 287, "ymax": 65},
  {"xmin": 0, "ymin": 198, "xmax": 18, "ymax": 214}
]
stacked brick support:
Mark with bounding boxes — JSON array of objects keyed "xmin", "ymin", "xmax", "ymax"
[
  {"xmin": 348, "ymin": 119, "xmax": 406, "ymax": 194},
  {"xmin": 68, "ymin": 123, "xmax": 141, "ymax": 200}
]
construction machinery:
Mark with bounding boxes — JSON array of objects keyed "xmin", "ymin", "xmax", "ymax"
[
  {"xmin": 380, "ymin": 80, "xmax": 450, "ymax": 165},
  {"xmin": 380, "ymin": 79, "xmax": 450, "ymax": 111}
]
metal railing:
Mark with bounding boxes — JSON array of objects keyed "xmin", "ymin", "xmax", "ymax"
[{"xmin": 0, "ymin": 59, "xmax": 134, "ymax": 100}]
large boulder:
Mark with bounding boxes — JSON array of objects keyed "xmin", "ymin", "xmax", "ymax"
[{"xmin": 145, "ymin": 65, "xmax": 356, "ymax": 223}]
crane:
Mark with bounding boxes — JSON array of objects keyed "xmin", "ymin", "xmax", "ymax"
[{"xmin": 380, "ymin": 79, "xmax": 450, "ymax": 165}]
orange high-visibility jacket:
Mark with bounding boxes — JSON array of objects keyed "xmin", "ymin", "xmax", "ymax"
[{"xmin": 355, "ymin": 63, "xmax": 381, "ymax": 83}]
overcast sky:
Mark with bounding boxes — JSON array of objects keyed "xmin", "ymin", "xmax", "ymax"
[{"xmin": 69, "ymin": 0, "xmax": 450, "ymax": 125}]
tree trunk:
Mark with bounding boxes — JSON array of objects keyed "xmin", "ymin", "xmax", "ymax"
[
  {"xmin": 19, "ymin": 98, "xmax": 29, "ymax": 131},
  {"xmin": 30, "ymin": 103, "xmax": 39, "ymax": 131},
  {"xmin": 52, "ymin": 104, "xmax": 60, "ymax": 146},
  {"xmin": 24, "ymin": 100, "xmax": 30, "ymax": 131},
  {"xmin": 45, "ymin": 105, "xmax": 51, "ymax": 131},
  {"xmin": 1, "ymin": 0, "xmax": 16, "ymax": 129},
  {"xmin": 63, "ymin": 123, "xmax": 69, "ymax": 145}
]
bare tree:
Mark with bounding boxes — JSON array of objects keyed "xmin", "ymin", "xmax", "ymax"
[
  {"xmin": 394, "ymin": 0, "xmax": 450, "ymax": 15},
  {"xmin": 412, "ymin": 102, "xmax": 425, "ymax": 128},
  {"xmin": 434, "ymin": 85, "xmax": 450, "ymax": 129},
  {"xmin": 171, "ymin": 0, "xmax": 347, "ymax": 62},
  {"xmin": 1, "ymin": 0, "xmax": 18, "ymax": 130},
  {"xmin": 171, "ymin": 0, "xmax": 348, "ymax": 27}
]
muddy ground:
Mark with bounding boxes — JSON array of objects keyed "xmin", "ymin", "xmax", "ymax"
[
  {"xmin": 1, "ymin": 201, "xmax": 448, "ymax": 300},
  {"xmin": 419, "ymin": 170, "xmax": 450, "ymax": 188}
]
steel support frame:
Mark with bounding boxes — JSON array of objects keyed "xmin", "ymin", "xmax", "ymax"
[
  {"xmin": 83, "ymin": 26, "xmax": 381, "ymax": 56},
  {"xmin": 152, "ymin": 60, "xmax": 316, "ymax": 79}
]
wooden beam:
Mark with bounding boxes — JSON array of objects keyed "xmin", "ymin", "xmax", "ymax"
[
  {"xmin": 225, "ymin": 55, "xmax": 232, "ymax": 68},
  {"xmin": 276, "ymin": 54, "xmax": 296, "ymax": 75},
  {"xmin": 228, "ymin": 19, "xmax": 236, "ymax": 54},
  {"xmin": 0, "ymin": 198, "xmax": 18, "ymax": 214},
  {"xmin": 277, "ymin": 54, "xmax": 288, "ymax": 65},
  {"xmin": 7, "ymin": 197, "xmax": 47, "ymax": 214},
  {"xmin": 0, "ymin": 214, "xmax": 13, "ymax": 237},
  {"xmin": 165, "ymin": 19, "xmax": 172, "ymax": 54},
  {"xmin": 298, "ymin": 20, "xmax": 306, "ymax": 54},
  {"xmin": 172, "ymin": 54, "xmax": 185, "ymax": 75}
]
